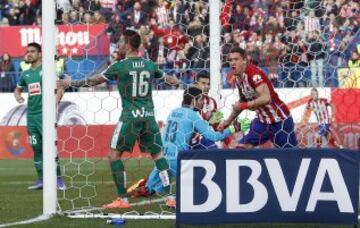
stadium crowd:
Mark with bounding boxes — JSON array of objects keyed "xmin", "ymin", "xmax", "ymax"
[{"xmin": 0, "ymin": 0, "xmax": 359, "ymax": 91}]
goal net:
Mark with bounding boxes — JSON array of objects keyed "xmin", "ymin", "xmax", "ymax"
[
  {"xmin": 55, "ymin": 0, "xmax": 360, "ymax": 218},
  {"xmin": 55, "ymin": 0, "xmax": 215, "ymax": 219},
  {"xmin": 0, "ymin": 0, "xmax": 359, "ymax": 225}
]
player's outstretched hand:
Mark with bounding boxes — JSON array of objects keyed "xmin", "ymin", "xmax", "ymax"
[
  {"xmin": 57, "ymin": 79, "xmax": 71, "ymax": 89},
  {"xmin": 217, "ymin": 121, "xmax": 226, "ymax": 132}
]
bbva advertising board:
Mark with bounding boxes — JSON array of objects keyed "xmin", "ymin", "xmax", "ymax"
[{"xmin": 176, "ymin": 149, "xmax": 359, "ymax": 225}]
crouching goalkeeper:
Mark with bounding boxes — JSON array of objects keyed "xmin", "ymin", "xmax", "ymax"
[{"xmin": 127, "ymin": 87, "xmax": 250, "ymax": 206}]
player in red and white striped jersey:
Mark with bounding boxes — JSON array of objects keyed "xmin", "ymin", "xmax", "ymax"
[
  {"xmin": 219, "ymin": 47, "xmax": 298, "ymax": 148},
  {"xmin": 304, "ymin": 88, "xmax": 343, "ymax": 148},
  {"xmin": 190, "ymin": 71, "xmax": 219, "ymax": 149}
]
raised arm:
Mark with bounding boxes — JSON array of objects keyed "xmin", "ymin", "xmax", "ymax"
[
  {"xmin": 192, "ymin": 111, "xmax": 238, "ymax": 142},
  {"xmin": 57, "ymin": 74, "xmax": 107, "ymax": 89},
  {"xmin": 221, "ymin": 109, "xmax": 241, "ymax": 129},
  {"xmin": 235, "ymin": 83, "xmax": 271, "ymax": 111}
]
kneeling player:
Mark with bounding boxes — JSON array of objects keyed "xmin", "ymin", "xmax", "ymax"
[
  {"xmin": 127, "ymin": 87, "xmax": 247, "ymax": 207},
  {"xmin": 190, "ymin": 71, "xmax": 223, "ymax": 149}
]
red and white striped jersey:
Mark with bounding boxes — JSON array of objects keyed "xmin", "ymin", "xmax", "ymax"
[
  {"xmin": 201, "ymin": 95, "xmax": 217, "ymax": 120},
  {"xmin": 306, "ymin": 98, "xmax": 331, "ymax": 124},
  {"xmin": 156, "ymin": 6, "xmax": 169, "ymax": 27},
  {"xmin": 235, "ymin": 64, "xmax": 290, "ymax": 124},
  {"xmin": 190, "ymin": 95, "xmax": 218, "ymax": 146}
]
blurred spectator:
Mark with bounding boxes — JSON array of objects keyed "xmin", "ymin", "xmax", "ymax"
[
  {"xmin": 0, "ymin": 17, "xmax": 9, "ymax": 26},
  {"xmin": 307, "ymin": 30, "xmax": 326, "ymax": 87},
  {"xmin": 5, "ymin": 7, "xmax": 20, "ymax": 25},
  {"xmin": 82, "ymin": 12, "xmax": 94, "ymax": 25},
  {"xmin": 186, "ymin": 34, "xmax": 209, "ymax": 68},
  {"xmin": 150, "ymin": 18, "xmax": 188, "ymax": 51},
  {"xmin": 222, "ymin": 32, "xmax": 233, "ymax": 67},
  {"xmin": 107, "ymin": 15, "xmax": 123, "ymax": 54},
  {"xmin": 69, "ymin": 10, "xmax": 80, "ymax": 24},
  {"xmin": 231, "ymin": 5, "xmax": 251, "ymax": 32},
  {"xmin": 155, "ymin": 0, "xmax": 169, "ymax": 27},
  {"xmin": 303, "ymin": 10, "xmax": 320, "ymax": 34},
  {"xmin": 99, "ymin": 0, "xmax": 116, "ymax": 22},
  {"xmin": 57, "ymin": 0, "xmax": 73, "ymax": 14},
  {"xmin": 120, "ymin": 1, "xmax": 147, "ymax": 28},
  {"xmin": 284, "ymin": 10, "xmax": 299, "ymax": 32},
  {"xmin": 18, "ymin": 0, "xmax": 35, "ymax": 25},
  {"xmin": 348, "ymin": 50, "xmax": 360, "ymax": 68},
  {"xmin": 93, "ymin": 10, "xmax": 106, "ymax": 24},
  {"xmin": 82, "ymin": 0, "xmax": 101, "ymax": 12},
  {"xmin": 154, "ymin": 37, "xmax": 167, "ymax": 68},
  {"xmin": 0, "ymin": 53, "xmax": 15, "ymax": 92},
  {"xmin": 61, "ymin": 12, "xmax": 70, "ymax": 24}
]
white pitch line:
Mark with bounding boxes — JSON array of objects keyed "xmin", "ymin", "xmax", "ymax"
[
  {"xmin": 0, "ymin": 214, "xmax": 51, "ymax": 228},
  {"xmin": 0, "ymin": 168, "xmax": 34, "ymax": 170}
]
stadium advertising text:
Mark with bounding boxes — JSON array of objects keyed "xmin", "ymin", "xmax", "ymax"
[
  {"xmin": 0, "ymin": 24, "xmax": 109, "ymax": 57},
  {"xmin": 176, "ymin": 149, "xmax": 359, "ymax": 225}
]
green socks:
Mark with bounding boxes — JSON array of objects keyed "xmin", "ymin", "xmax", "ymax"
[
  {"xmin": 111, "ymin": 160, "xmax": 126, "ymax": 196},
  {"xmin": 155, "ymin": 158, "xmax": 171, "ymax": 193},
  {"xmin": 32, "ymin": 144, "xmax": 43, "ymax": 179},
  {"xmin": 56, "ymin": 156, "xmax": 61, "ymax": 177}
]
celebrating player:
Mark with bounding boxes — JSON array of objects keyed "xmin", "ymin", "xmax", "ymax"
[
  {"xmin": 57, "ymin": 29, "xmax": 179, "ymax": 209},
  {"xmin": 219, "ymin": 47, "xmax": 298, "ymax": 148},
  {"xmin": 302, "ymin": 88, "xmax": 343, "ymax": 148},
  {"xmin": 14, "ymin": 42, "xmax": 66, "ymax": 190},
  {"xmin": 127, "ymin": 87, "xmax": 245, "ymax": 207}
]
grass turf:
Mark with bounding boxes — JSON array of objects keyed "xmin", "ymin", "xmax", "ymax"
[{"xmin": 0, "ymin": 160, "xmax": 356, "ymax": 228}]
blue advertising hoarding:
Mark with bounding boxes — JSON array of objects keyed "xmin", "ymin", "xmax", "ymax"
[{"xmin": 176, "ymin": 149, "xmax": 359, "ymax": 225}]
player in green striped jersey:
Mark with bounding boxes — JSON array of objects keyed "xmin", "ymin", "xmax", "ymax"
[
  {"xmin": 57, "ymin": 29, "xmax": 179, "ymax": 208},
  {"xmin": 14, "ymin": 42, "xmax": 66, "ymax": 190}
]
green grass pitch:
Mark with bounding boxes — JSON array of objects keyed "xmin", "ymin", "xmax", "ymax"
[{"xmin": 0, "ymin": 159, "xmax": 355, "ymax": 228}]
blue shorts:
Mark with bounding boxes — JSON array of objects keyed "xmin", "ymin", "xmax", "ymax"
[
  {"xmin": 239, "ymin": 116, "xmax": 298, "ymax": 148},
  {"xmin": 318, "ymin": 124, "xmax": 331, "ymax": 136},
  {"xmin": 146, "ymin": 159, "xmax": 176, "ymax": 194},
  {"xmin": 191, "ymin": 137, "xmax": 218, "ymax": 150}
]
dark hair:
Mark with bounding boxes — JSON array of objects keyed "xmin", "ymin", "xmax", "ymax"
[
  {"xmin": 124, "ymin": 29, "xmax": 141, "ymax": 49},
  {"xmin": 229, "ymin": 47, "xmax": 246, "ymax": 58},
  {"xmin": 183, "ymin": 87, "xmax": 202, "ymax": 105},
  {"xmin": 27, "ymin": 42, "xmax": 42, "ymax": 52},
  {"xmin": 196, "ymin": 70, "xmax": 210, "ymax": 82}
]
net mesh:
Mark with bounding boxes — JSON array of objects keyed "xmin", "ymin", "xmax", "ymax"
[
  {"xmin": 219, "ymin": 0, "xmax": 359, "ymax": 149},
  {"xmin": 54, "ymin": 0, "xmax": 213, "ymax": 215},
  {"xmin": 53, "ymin": 0, "xmax": 360, "ymax": 216}
]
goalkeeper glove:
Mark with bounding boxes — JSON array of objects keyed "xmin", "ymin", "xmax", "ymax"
[
  {"xmin": 238, "ymin": 117, "xmax": 251, "ymax": 132},
  {"xmin": 209, "ymin": 111, "xmax": 224, "ymax": 125},
  {"xmin": 228, "ymin": 117, "xmax": 251, "ymax": 134}
]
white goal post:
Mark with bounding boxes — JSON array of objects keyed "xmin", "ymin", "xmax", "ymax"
[{"xmin": 42, "ymin": 0, "xmax": 57, "ymax": 217}]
